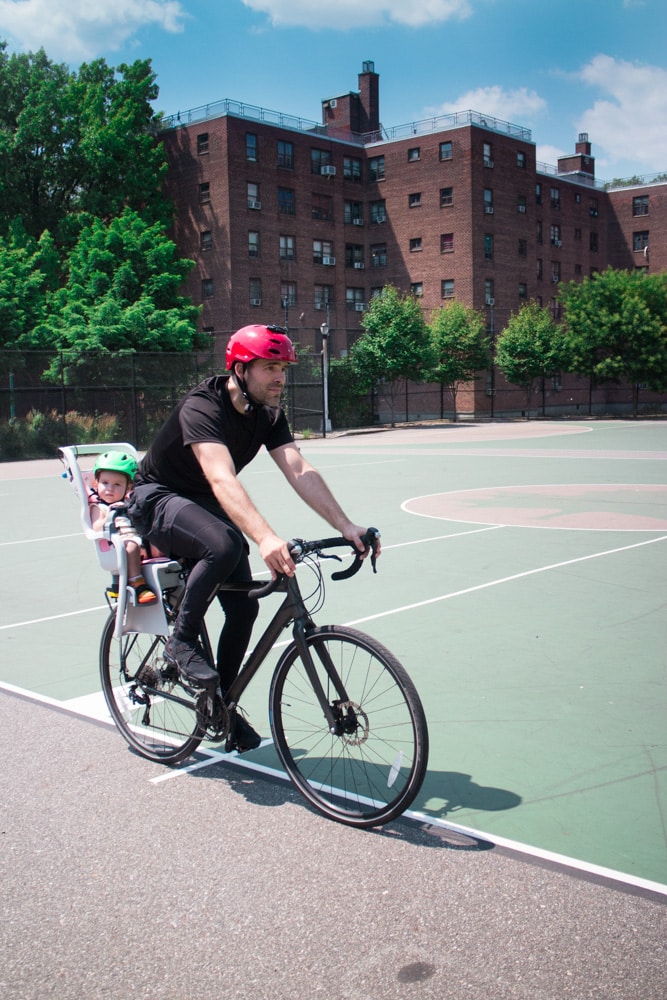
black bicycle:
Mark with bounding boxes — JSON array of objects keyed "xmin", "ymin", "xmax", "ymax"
[{"xmin": 99, "ymin": 529, "xmax": 429, "ymax": 828}]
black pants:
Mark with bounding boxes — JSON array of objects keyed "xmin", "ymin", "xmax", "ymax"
[{"xmin": 130, "ymin": 488, "xmax": 259, "ymax": 692}]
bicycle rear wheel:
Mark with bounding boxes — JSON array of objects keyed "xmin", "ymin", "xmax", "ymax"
[
  {"xmin": 269, "ymin": 625, "xmax": 429, "ymax": 828},
  {"xmin": 99, "ymin": 613, "xmax": 205, "ymax": 764}
]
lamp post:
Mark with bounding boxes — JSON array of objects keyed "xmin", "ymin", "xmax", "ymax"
[{"xmin": 320, "ymin": 321, "xmax": 332, "ymax": 436}]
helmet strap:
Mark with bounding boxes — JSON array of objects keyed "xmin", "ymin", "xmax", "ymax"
[{"xmin": 231, "ymin": 362, "xmax": 280, "ymax": 423}]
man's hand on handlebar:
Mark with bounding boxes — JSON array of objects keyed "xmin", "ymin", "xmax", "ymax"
[
  {"xmin": 258, "ymin": 531, "xmax": 297, "ymax": 579},
  {"xmin": 341, "ymin": 521, "xmax": 382, "ymax": 561}
]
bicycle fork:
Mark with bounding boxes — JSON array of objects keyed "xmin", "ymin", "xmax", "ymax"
[{"xmin": 290, "ymin": 620, "xmax": 359, "ymax": 738}]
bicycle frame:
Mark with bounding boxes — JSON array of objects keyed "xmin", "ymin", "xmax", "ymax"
[{"xmin": 221, "ymin": 575, "xmax": 346, "ymax": 734}]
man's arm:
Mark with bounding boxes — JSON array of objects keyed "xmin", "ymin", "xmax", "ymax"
[
  {"xmin": 270, "ymin": 442, "xmax": 377, "ymax": 556},
  {"xmin": 191, "ymin": 440, "xmax": 296, "ymax": 578}
]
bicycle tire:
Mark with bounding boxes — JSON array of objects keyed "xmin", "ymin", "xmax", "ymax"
[
  {"xmin": 99, "ymin": 612, "xmax": 205, "ymax": 764},
  {"xmin": 269, "ymin": 625, "xmax": 429, "ymax": 828}
]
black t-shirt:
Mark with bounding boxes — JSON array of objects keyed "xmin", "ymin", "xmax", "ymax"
[{"xmin": 135, "ymin": 375, "xmax": 293, "ymax": 501}]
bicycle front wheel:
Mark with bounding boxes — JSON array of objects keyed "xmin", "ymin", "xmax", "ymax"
[
  {"xmin": 270, "ymin": 625, "xmax": 429, "ymax": 828},
  {"xmin": 99, "ymin": 613, "xmax": 205, "ymax": 764}
]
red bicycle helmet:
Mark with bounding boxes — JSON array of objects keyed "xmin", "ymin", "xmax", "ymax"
[{"xmin": 226, "ymin": 324, "xmax": 297, "ymax": 369}]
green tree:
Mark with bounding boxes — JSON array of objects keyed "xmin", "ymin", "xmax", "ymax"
[
  {"xmin": 560, "ymin": 268, "xmax": 667, "ymax": 416},
  {"xmin": 494, "ymin": 301, "xmax": 566, "ymax": 419},
  {"xmin": 428, "ymin": 300, "xmax": 491, "ymax": 421},
  {"xmin": 0, "ymin": 221, "xmax": 60, "ymax": 348},
  {"xmin": 348, "ymin": 286, "xmax": 433, "ymax": 425},
  {"xmin": 31, "ymin": 209, "xmax": 200, "ymax": 378},
  {"xmin": 0, "ymin": 43, "xmax": 168, "ymax": 244}
]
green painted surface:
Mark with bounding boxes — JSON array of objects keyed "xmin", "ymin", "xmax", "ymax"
[{"xmin": 1, "ymin": 420, "xmax": 665, "ymax": 884}]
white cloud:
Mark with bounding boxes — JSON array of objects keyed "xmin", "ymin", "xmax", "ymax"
[
  {"xmin": 576, "ymin": 55, "xmax": 667, "ymax": 173},
  {"xmin": 0, "ymin": 0, "xmax": 186, "ymax": 61},
  {"xmin": 241, "ymin": 0, "xmax": 473, "ymax": 30},
  {"xmin": 427, "ymin": 85, "xmax": 547, "ymax": 124},
  {"xmin": 535, "ymin": 143, "xmax": 567, "ymax": 168}
]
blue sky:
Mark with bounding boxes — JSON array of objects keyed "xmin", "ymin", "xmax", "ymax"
[{"xmin": 1, "ymin": 0, "xmax": 666, "ymax": 181}]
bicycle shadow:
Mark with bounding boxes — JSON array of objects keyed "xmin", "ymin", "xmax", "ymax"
[{"xmin": 188, "ymin": 753, "xmax": 520, "ymax": 853}]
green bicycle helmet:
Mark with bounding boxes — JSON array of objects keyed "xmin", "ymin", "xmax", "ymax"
[{"xmin": 94, "ymin": 451, "xmax": 138, "ymax": 482}]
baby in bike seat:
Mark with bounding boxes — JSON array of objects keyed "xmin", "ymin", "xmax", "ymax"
[{"xmin": 89, "ymin": 451, "xmax": 158, "ymax": 606}]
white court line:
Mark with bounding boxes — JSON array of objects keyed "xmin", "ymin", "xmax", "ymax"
[
  {"xmin": 344, "ymin": 533, "xmax": 667, "ymax": 628},
  {"xmin": 2, "ymin": 677, "xmax": 665, "ymax": 897},
  {"xmin": 0, "ymin": 532, "xmax": 82, "ymax": 546},
  {"xmin": 0, "ymin": 605, "xmax": 107, "ymax": 631}
]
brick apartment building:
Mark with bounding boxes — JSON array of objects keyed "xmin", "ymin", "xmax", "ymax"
[{"xmin": 161, "ymin": 62, "xmax": 667, "ymax": 418}]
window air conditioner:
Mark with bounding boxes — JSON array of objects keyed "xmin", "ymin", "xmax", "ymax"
[
  {"xmin": 322, "ymin": 256, "xmax": 336, "ymax": 265},
  {"xmin": 354, "ymin": 302, "xmax": 366, "ymax": 312},
  {"xmin": 352, "ymin": 218, "xmax": 364, "ymax": 226},
  {"xmin": 250, "ymin": 298, "xmax": 262, "ymax": 306},
  {"xmin": 354, "ymin": 262, "xmax": 365, "ymax": 269},
  {"xmin": 248, "ymin": 200, "xmax": 261, "ymax": 210},
  {"xmin": 321, "ymin": 165, "xmax": 336, "ymax": 176},
  {"xmin": 484, "ymin": 205, "xmax": 494, "ymax": 214}
]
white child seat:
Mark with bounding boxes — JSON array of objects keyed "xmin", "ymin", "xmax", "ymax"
[{"xmin": 59, "ymin": 442, "xmax": 182, "ymax": 637}]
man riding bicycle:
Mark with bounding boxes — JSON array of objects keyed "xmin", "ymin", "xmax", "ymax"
[{"xmin": 127, "ymin": 324, "xmax": 378, "ymax": 752}]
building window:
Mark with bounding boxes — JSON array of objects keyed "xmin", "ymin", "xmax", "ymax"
[
  {"xmin": 312, "ymin": 192, "xmax": 333, "ymax": 220},
  {"xmin": 280, "ymin": 235, "xmax": 296, "ymax": 260},
  {"xmin": 633, "ymin": 230, "xmax": 649, "ymax": 251},
  {"xmin": 313, "ymin": 240, "xmax": 334, "ymax": 264},
  {"xmin": 536, "ymin": 182, "xmax": 542, "ymax": 205},
  {"xmin": 574, "ymin": 263, "xmax": 582, "ymax": 276},
  {"xmin": 518, "ymin": 283, "xmax": 527, "ymax": 299},
  {"xmin": 589, "ymin": 198, "xmax": 599, "ymax": 218},
  {"xmin": 410, "ymin": 237, "xmax": 422, "ymax": 252},
  {"xmin": 518, "ymin": 238, "xmax": 527, "ymax": 257},
  {"xmin": 484, "ymin": 233, "xmax": 494, "ymax": 260},
  {"xmin": 552, "ymin": 262, "xmax": 561, "ymax": 284},
  {"xmin": 551, "ymin": 298, "xmax": 562, "ymax": 320},
  {"xmin": 248, "ymin": 231, "xmax": 259, "ymax": 257},
  {"xmin": 408, "ymin": 147, "xmax": 420, "ymax": 162},
  {"xmin": 370, "ymin": 200, "xmax": 386, "ymax": 224},
  {"xmin": 550, "ymin": 225, "xmax": 562, "ymax": 247},
  {"xmin": 370, "ymin": 243, "xmax": 387, "ymax": 267},
  {"xmin": 278, "ymin": 187, "xmax": 295, "ymax": 215},
  {"xmin": 574, "ymin": 192, "xmax": 582, "ymax": 204},
  {"xmin": 484, "ymin": 188, "xmax": 494, "ymax": 214},
  {"xmin": 439, "ymin": 141, "xmax": 453, "ymax": 160},
  {"xmin": 536, "ymin": 221, "xmax": 543, "ymax": 244},
  {"xmin": 344, "ymin": 200, "xmax": 363, "ymax": 225},
  {"xmin": 537, "ymin": 258, "xmax": 543, "ymax": 280},
  {"xmin": 200, "ymin": 230, "xmax": 212, "ymax": 251},
  {"xmin": 485, "ymin": 279, "xmax": 494, "ymax": 305},
  {"xmin": 345, "ymin": 244, "xmax": 364, "ymax": 268},
  {"xmin": 247, "ymin": 182, "xmax": 260, "ymax": 209},
  {"xmin": 281, "ymin": 282, "xmax": 297, "ymax": 308},
  {"xmin": 517, "ymin": 151, "xmax": 526, "ymax": 169},
  {"xmin": 574, "ymin": 227, "xmax": 582, "ymax": 241},
  {"xmin": 441, "ymin": 279, "xmax": 455, "ymax": 299},
  {"xmin": 409, "ymin": 192, "xmax": 421, "ymax": 208},
  {"xmin": 277, "ymin": 140, "xmax": 294, "ymax": 168},
  {"xmin": 197, "ymin": 132, "xmax": 209, "ymax": 155},
  {"xmin": 550, "ymin": 187, "xmax": 560, "ymax": 210},
  {"xmin": 314, "ymin": 284, "xmax": 333, "ymax": 311},
  {"xmin": 440, "ymin": 186, "xmax": 453, "ymax": 207},
  {"xmin": 589, "ymin": 232, "xmax": 599, "ymax": 253},
  {"xmin": 311, "ymin": 148, "xmax": 332, "ymax": 174},
  {"xmin": 346, "ymin": 287, "xmax": 366, "ymax": 311},
  {"xmin": 440, "ymin": 233, "xmax": 454, "ymax": 253},
  {"xmin": 249, "ymin": 278, "xmax": 261, "ymax": 306},
  {"xmin": 369, "ymin": 156, "xmax": 385, "ymax": 181},
  {"xmin": 483, "ymin": 142, "xmax": 494, "ymax": 168},
  {"xmin": 246, "ymin": 133, "xmax": 257, "ymax": 162},
  {"xmin": 410, "ymin": 282, "xmax": 423, "ymax": 297},
  {"xmin": 201, "ymin": 278, "xmax": 214, "ymax": 298},
  {"xmin": 632, "ymin": 195, "xmax": 649, "ymax": 216},
  {"xmin": 199, "ymin": 182, "xmax": 210, "ymax": 204},
  {"xmin": 517, "ymin": 195, "xmax": 527, "ymax": 214},
  {"xmin": 343, "ymin": 156, "xmax": 362, "ymax": 181}
]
